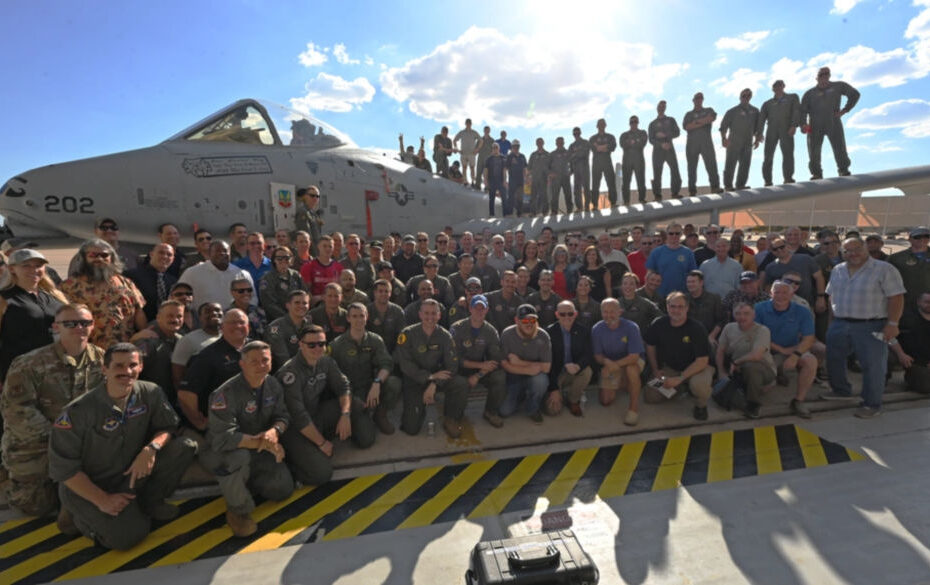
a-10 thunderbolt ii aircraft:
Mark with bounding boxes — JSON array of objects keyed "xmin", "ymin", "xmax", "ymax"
[{"xmin": 2, "ymin": 97, "xmax": 930, "ymax": 245}]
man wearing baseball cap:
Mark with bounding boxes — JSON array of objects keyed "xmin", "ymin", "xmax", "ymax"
[
  {"xmin": 499, "ymin": 304, "xmax": 552, "ymax": 423},
  {"xmin": 449, "ymin": 294, "xmax": 506, "ymax": 428}
]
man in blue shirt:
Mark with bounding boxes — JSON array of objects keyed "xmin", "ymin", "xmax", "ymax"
[
  {"xmin": 593, "ymin": 298, "xmax": 645, "ymax": 426},
  {"xmin": 754, "ymin": 280, "xmax": 816, "ymax": 418},
  {"xmin": 233, "ymin": 232, "xmax": 272, "ymax": 285},
  {"xmin": 646, "ymin": 222, "xmax": 697, "ymax": 297}
]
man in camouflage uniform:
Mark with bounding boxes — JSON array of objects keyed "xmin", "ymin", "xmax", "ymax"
[
  {"xmin": 394, "ymin": 299, "xmax": 468, "ymax": 438},
  {"xmin": 449, "ymin": 295, "xmax": 506, "ymax": 428},
  {"xmin": 48, "ymin": 343, "xmax": 195, "ymax": 549},
  {"xmin": 1, "ymin": 304, "xmax": 104, "ymax": 517},
  {"xmin": 265, "ymin": 290, "xmax": 312, "ymax": 372},
  {"xmin": 332, "ymin": 303, "xmax": 400, "ymax": 435},
  {"xmin": 201, "ymin": 341, "xmax": 293, "ymax": 537},
  {"xmin": 277, "ymin": 325, "xmax": 375, "ymax": 488}
]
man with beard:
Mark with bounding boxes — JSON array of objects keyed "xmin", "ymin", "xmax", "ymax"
[{"xmin": 61, "ymin": 239, "xmax": 147, "ymax": 348}]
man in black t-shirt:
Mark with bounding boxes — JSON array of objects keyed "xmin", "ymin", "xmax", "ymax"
[{"xmin": 643, "ymin": 291, "xmax": 714, "ymax": 420}]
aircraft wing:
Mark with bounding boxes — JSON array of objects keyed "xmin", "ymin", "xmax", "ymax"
[{"xmin": 452, "ymin": 165, "xmax": 930, "ymax": 236}]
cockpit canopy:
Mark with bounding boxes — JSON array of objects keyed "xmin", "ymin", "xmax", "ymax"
[{"xmin": 166, "ymin": 99, "xmax": 355, "ymax": 150}]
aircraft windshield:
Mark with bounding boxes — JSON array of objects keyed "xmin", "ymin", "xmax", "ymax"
[{"xmin": 177, "ymin": 99, "xmax": 354, "ymax": 150}]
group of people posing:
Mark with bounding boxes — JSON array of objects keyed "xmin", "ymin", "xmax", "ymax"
[{"xmin": 406, "ymin": 67, "xmax": 859, "ymax": 217}]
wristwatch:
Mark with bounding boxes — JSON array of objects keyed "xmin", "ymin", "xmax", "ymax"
[{"xmin": 146, "ymin": 442, "xmax": 162, "ymax": 453}]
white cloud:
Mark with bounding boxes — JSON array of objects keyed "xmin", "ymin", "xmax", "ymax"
[
  {"xmin": 857, "ymin": 131, "xmax": 876, "ymax": 138},
  {"xmin": 848, "ymin": 141, "xmax": 904, "ymax": 153},
  {"xmin": 290, "ymin": 72, "xmax": 376, "ymax": 113},
  {"xmin": 333, "ymin": 43, "xmax": 360, "ymax": 65},
  {"xmin": 831, "ymin": 0, "xmax": 864, "ymax": 15},
  {"xmin": 379, "ymin": 26, "xmax": 687, "ymax": 129},
  {"xmin": 847, "ymin": 98, "xmax": 930, "ymax": 137},
  {"xmin": 711, "ymin": 68, "xmax": 770, "ymax": 98},
  {"xmin": 298, "ymin": 42, "xmax": 328, "ymax": 67},
  {"xmin": 711, "ymin": 56, "xmax": 728, "ymax": 68},
  {"xmin": 364, "ymin": 55, "xmax": 375, "ymax": 66},
  {"xmin": 715, "ymin": 31, "xmax": 772, "ymax": 53}
]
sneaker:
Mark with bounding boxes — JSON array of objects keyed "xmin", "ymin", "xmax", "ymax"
[
  {"xmin": 623, "ymin": 410, "xmax": 639, "ymax": 426},
  {"xmin": 374, "ymin": 408, "xmax": 395, "ymax": 435},
  {"xmin": 693, "ymin": 406, "xmax": 708, "ymax": 421},
  {"xmin": 744, "ymin": 403, "xmax": 761, "ymax": 419},
  {"xmin": 226, "ymin": 510, "xmax": 257, "ymax": 538},
  {"xmin": 530, "ymin": 411, "xmax": 544, "ymax": 424},
  {"xmin": 57, "ymin": 507, "xmax": 79, "ymax": 536},
  {"xmin": 443, "ymin": 417, "xmax": 463, "ymax": 439},
  {"xmin": 483, "ymin": 410, "xmax": 504, "ymax": 428},
  {"xmin": 791, "ymin": 399, "xmax": 812, "ymax": 419},
  {"xmin": 149, "ymin": 502, "xmax": 181, "ymax": 522},
  {"xmin": 854, "ymin": 406, "xmax": 882, "ymax": 419},
  {"xmin": 820, "ymin": 391, "xmax": 856, "ymax": 401},
  {"xmin": 568, "ymin": 401, "xmax": 583, "ymax": 417}
]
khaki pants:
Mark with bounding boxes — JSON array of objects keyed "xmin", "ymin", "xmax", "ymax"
[
  {"xmin": 556, "ymin": 367, "xmax": 593, "ymax": 404},
  {"xmin": 644, "ymin": 366, "xmax": 713, "ymax": 407}
]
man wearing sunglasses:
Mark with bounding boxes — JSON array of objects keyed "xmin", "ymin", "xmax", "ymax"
[
  {"xmin": 449, "ymin": 295, "xmax": 506, "ymax": 428},
  {"xmin": 500, "ymin": 304, "xmax": 552, "ymax": 424},
  {"xmin": 801, "ymin": 66, "xmax": 859, "ymax": 179},
  {"xmin": 888, "ymin": 226, "xmax": 930, "ymax": 310},
  {"xmin": 761, "ymin": 237, "xmax": 826, "ymax": 313},
  {"xmin": 182, "ymin": 229, "xmax": 213, "ymax": 272},
  {"xmin": 545, "ymin": 300, "xmax": 593, "ymax": 418},
  {"xmin": 228, "ymin": 277, "xmax": 267, "ymax": 340},
  {"xmin": 295, "ymin": 186, "xmax": 324, "ymax": 255},
  {"xmin": 92, "ymin": 217, "xmax": 137, "ymax": 271},
  {"xmin": 1, "ymin": 304, "xmax": 104, "ymax": 522}
]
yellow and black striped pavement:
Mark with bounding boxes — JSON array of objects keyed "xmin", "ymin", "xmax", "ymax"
[{"xmin": 0, "ymin": 423, "xmax": 865, "ymax": 584}]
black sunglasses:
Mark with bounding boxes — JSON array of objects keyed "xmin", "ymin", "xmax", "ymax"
[
  {"xmin": 301, "ymin": 340, "xmax": 327, "ymax": 348},
  {"xmin": 58, "ymin": 319, "xmax": 93, "ymax": 329}
]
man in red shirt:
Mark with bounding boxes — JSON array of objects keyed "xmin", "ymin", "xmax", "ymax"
[{"xmin": 300, "ymin": 235, "xmax": 343, "ymax": 306}]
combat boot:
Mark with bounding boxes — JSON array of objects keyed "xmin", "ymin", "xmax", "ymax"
[{"xmin": 374, "ymin": 407, "xmax": 395, "ymax": 435}]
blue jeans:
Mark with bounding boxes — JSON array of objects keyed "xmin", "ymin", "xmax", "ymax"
[
  {"xmin": 826, "ymin": 318, "xmax": 888, "ymax": 408},
  {"xmin": 501, "ymin": 373, "xmax": 549, "ymax": 416}
]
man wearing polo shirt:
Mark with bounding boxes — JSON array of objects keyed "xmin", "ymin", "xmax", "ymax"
[
  {"xmin": 754, "ymin": 280, "xmax": 816, "ymax": 418},
  {"xmin": 593, "ymin": 298, "xmax": 644, "ymax": 426},
  {"xmin": 500, "ymin": 305, "xmax": 552, "ymax": 423},
  {"xmin": 646, "ymin": 223, "xmax": 697, "ymax": 297},
  {"xmin": 823, "ymin": 238, "xmax": 905, "ymax": 417}
]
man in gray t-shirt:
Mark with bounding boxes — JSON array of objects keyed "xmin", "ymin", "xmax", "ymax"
[{"xmin": 499, "ymin": 304, "xmax": 552, "ymax": 422}]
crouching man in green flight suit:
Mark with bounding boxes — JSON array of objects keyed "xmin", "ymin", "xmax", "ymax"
[
  {"xmin": 48, "ymin": 343, "xmax": 196, "ymax": 550},
  {"xmin": 201, "ymin": 341, "xmax": 294, "ymax": 538}
]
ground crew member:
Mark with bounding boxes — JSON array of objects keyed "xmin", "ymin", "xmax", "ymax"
[
  {"xmin": 277, "ymin": 325, "xmax": 375, "ymax": 486},
  {"xmin": 504, "ymin": 140, "xmax": 528, "ymax": 217},
  {"xmin": 294, "ymin": 186, "xmax": 324, "ymax": 254},
  {"xmin": 528, "ymin": 138, "xmax": 551, "ymax": 215},
  {"xmin": 758, "ymin": 79, "xmax": 800, "ymax": 185},
  {"xmin": 49, "ymin": 343, "xmax": 196, "ymax": 549},
  {"xmin": 449, "ymin": 295, "xmax": 506, "ymax": 428},
  {"xmin": 475, "ymin": 126, "xmax": 494, "ymax": 191},
  {"xmin": 568, "ymin": 127, "xmax": 592, "ymax": 211},
  {"xmin": 801, "ymin": 67, "xmax": 860, "ymax": 179},
  {"xmin": 394, "ymin": 299, "xmax": 468, "ymax": 438},
  {"xmin": 648, "ymin": 100, "xmax": 682, "ymax": 200},
  {"xmin": 589, "ymin": 119, "xmax": 618, "ymax": 207},
  {"xmin": 720, "ymin": 88, "xmax": 762, "ymax": 191},
  {"xmin": 265, "ymin": 290, "xmax": 311, "ymax": 372},
  {"xmin": 683, "ymin": 92, "xmax": 722, "ymax": 196},
  {"xmin": 547, "ymin": 137, "xmax": 573, "ymax": 214},
  {"xmin": 1, "ymin": 304, "xmax": 104, "ymax": 518},
  {"xmin": 332, "ymin": 303, "xmax": 401, "ymax": 435},
  {"xmin": 201, "ymin": 341, "xmax": 293, "ymax": 537},
  {"xmin": 620, "ymin": 116, "xmax": 649, "ymax": 205}
]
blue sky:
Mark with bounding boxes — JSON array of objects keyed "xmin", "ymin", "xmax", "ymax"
[{"xmin": 2, "ymin": 0, "xmax": 929, "ymax": 190}]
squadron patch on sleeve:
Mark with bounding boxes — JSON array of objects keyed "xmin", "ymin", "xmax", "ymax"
[
  {"xmin": 282, "ymin": 372, "xmax": 296, "ymax": 385},
  {"xmin": 210, "ymin": 392, "xmax": 227, "ymax": 411},
  {"xmin": 397, "ymin": 332, "xmax": 407, "ymax": 346},
  {"xmin": 54, "ymin": 411, "xmax": 72, "ymax": 430}
]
